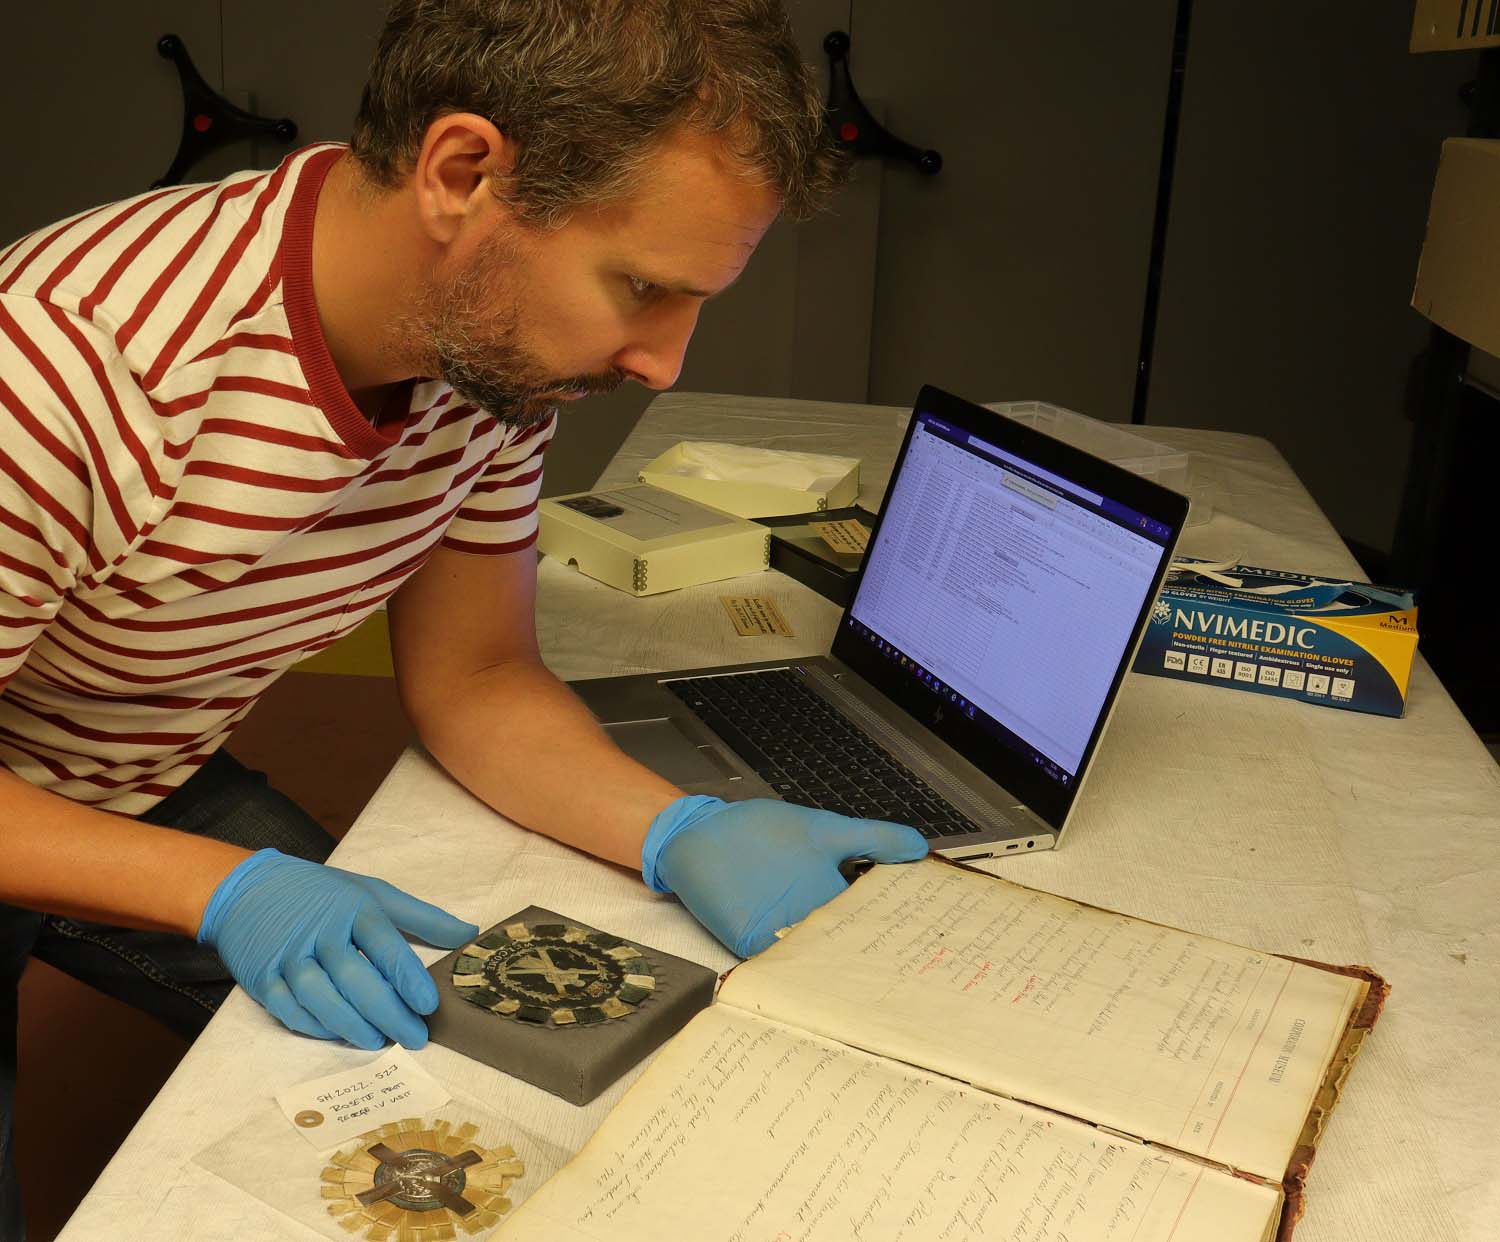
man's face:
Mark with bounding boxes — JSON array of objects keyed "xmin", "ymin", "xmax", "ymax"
[{"xmin": 415, "ymin": 128, "xmax": 782, "ymax": 427}]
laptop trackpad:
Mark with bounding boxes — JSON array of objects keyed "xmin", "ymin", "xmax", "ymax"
[{"xmin": 602, "ymin": 718, "xmax": 737, "ymax": 785}]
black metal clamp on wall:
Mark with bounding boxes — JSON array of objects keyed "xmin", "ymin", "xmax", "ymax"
[
  {"xmin": 823, "ymin": 30, "xmax": 942, "ymax": 176},
  {"xmin": 152, "ymin": 34, "xmax": 298, "ymax": 188}
]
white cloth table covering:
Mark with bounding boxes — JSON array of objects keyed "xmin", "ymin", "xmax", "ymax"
[{"xmin": 57, "ymin": 393, "xmax": 1499, "ymax": 1241}]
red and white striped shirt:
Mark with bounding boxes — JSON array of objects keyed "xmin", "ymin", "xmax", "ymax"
[{"xmin": 0, "ymin": 144, "xmax": 553, "ymax": 813}]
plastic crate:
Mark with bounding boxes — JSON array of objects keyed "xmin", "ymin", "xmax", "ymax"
[{"xmin": 984, "ymin": 400, "xmax": 1210, "ymax": 525}]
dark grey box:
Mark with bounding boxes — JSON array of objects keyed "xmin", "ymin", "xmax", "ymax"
[
  {"xmin": 754, "ymin": 505, "xmax": 876, "ymax": 607},
  {"xmin": 425, "ymin": 906, "xmax": 718, "ymax": 1106}
]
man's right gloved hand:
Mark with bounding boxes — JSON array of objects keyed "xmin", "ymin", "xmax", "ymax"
[
  {"xmin": 197, "ymin": 848, "xmax": 477, "ymax": 1050},
  {"xmin": 642, "ymin": 795, "xmax": 928, "ymax": 957}
]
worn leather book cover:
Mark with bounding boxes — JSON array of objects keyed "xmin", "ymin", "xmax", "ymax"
[{"xmin": 1273, "ymin": 958, "xmax": 1389, "ymax": 1240}]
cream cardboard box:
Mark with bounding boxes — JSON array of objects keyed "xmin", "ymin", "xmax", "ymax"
[
  {"xmin": 637, "ymin": 441, "xmax": 860, "ymax": 518},
  {"xmin": 1412, "ymin": 138, "xmax": 1500, "ymax": 357},
  {"xmin": 1410, "ymin": 0, "xmax": 1500, "ymax": 52},
  {"xmin": 538, "ymin": 483, "xmax": 770, "ymax": 596}
]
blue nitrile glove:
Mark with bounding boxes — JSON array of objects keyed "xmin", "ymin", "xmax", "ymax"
[
  {"xmin": 642, "ymin": 795, "xmax": 929, "ymax": 957},
  {"xmin": 197, "ymin": 849, "xmax": 478, "ymax": 1051}
]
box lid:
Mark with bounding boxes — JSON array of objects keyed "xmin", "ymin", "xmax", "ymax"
[
  {"xmin": 540, "ymin": 484, "xmax": 763, "ymax": 551},
  {"xmin": 1412, "ymin": 138, "xmax": 1500, "ymax": 356},
  {"xmin": 638, "ymin": 442, "xmax": 859, "ymax": 518}
]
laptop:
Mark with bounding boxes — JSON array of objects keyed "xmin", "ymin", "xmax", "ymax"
[{"xmin": 570, "ymin": 385, "xmax": 1188, "ymax": 860}]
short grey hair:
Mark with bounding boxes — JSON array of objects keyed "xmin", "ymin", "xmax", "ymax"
[{"xmin": 350, "ymin": 0, "xmax": 847, "ymax": 225}]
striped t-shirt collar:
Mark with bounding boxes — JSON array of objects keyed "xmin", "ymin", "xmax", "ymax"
[{"xmin": 279, "ymin": 143, "xmax": 421, "ymax": 460}]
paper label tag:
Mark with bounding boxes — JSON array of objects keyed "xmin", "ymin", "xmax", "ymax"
[
  {"xmin": 810, "ymin": 518, "xmax": 870, "ymax": 555},
  {"xmin": 275, "ymin": 1048, "xmax": 451, "ymax": 1151},
  {"xmin": 720, "ymin": 595, "xmax": 796, "ymax": 637}
]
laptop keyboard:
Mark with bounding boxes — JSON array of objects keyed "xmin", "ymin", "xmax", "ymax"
[{"xmin": 664, "ymin": 669, "xmax": 982, "ymax": 841}]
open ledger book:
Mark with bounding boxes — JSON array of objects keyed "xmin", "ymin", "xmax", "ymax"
[{"xmin": 499, "ymin": 859, "xmax": 1385, "ymax": 1242}]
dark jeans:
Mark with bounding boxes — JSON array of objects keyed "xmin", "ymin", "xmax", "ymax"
[{"xmin": 0, "ymin": 751, "xmax": 332, "ymax": 1242}]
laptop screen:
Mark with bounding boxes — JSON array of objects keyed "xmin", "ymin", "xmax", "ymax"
[{"xmin": 840, "ymin": 407, "xmax": 1176, "ymax": 801}]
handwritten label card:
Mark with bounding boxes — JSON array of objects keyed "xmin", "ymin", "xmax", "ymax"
[
  {"xmin": 720, "ymin": 595, "xmax": 795, "ymax": 637},
  {"xmin": 810, "ymin": 517, "xmax": 871, "ymax": 555},
  {"xmin": 274, "ymin": 1049, "xmax": 451, "ymax": 1150}
]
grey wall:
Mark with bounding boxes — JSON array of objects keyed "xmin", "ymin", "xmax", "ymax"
[
  {"xmin": 855, "ymin": 1, "xmax": 1179, "ymax": 419},
  {"xmin": 0, "ymin": 5, "xmax": 241, "ymax": 244},
  {"xmin": 1147, "ymin": 2, "xmax": 1474, "ymax": 554}
]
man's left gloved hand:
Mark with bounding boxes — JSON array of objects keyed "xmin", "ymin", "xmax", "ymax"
[{"xmin": 642, "ymin": 795, "xmax": 929, "ymax": 957}]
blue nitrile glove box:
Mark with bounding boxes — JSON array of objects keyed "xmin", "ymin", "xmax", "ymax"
[{"xmin": 1132, "ymin": 559, "xmax": 1418, "ymax": 718}]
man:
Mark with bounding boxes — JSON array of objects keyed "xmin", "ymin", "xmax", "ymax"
[{"xmin": 0, "ymin": 1, "xmax": 925, "ymax": 1231}]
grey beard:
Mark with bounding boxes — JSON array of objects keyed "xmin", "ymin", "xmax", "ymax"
[
  {"xmin": 418, "ymin": 278, "xmax": 625, "ymax": 429},
  {"xmin": 407, "ymin": 232, "xmax": 623, "ymax": 429},
  {"xmin": 438, "ymin": 351, "xmax": 560, "ymax": 429},
  {"xmin": 439, "ymin": 346, "xmax": 626, "ymax": 428}
]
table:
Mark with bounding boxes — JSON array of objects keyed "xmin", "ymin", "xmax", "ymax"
[{"xmin": 60, "ymin": 393, "xmax": 1500, "ymax": 1241}]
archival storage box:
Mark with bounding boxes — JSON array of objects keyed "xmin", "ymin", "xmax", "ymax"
[
  {"xmin": 538, "ymin": 483, "xmax": 770, "ymax": 597},
  {"xmin": 1410, "ymin": 0, "xmax": 1500, "ymax": 53},
  {"xmin": 1412, "ymin": 137, "xmax": 1500, "ymax": 357},
  {"xmin": 1132, "ymin": 558, "xmax": 1418, "ymax": 718}
]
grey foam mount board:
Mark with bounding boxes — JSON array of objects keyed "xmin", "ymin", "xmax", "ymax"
[{"xmin": 425, "ymin": 905, "xmax": 718, "ymax": 1106}]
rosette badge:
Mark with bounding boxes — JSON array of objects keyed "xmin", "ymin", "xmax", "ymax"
[
  {"xmin": 452, "ymin": 921, "xmax": 656, "ymax": 1028},
  {"xmin": 320, "ymin": 1117, "xmax": 523, "ymax": 1237}
]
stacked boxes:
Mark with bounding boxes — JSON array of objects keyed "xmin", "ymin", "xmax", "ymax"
[{"xmin": 1133, "ymin": 559, "xmax": 1418, "ymax": 718}]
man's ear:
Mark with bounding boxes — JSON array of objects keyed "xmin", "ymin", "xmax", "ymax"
[{"xmin": 410, "ymin": 113, "xmax": 517, "ymax": 245}]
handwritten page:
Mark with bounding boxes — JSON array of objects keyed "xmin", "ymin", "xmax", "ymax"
[
  {"xmin": 497, "ymin": 1006, "xmax": 1278, "ymax": 1242},
  {"xmin": 717, "ymin": 860, "xmax": 1362, "ymax": 1183}
]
